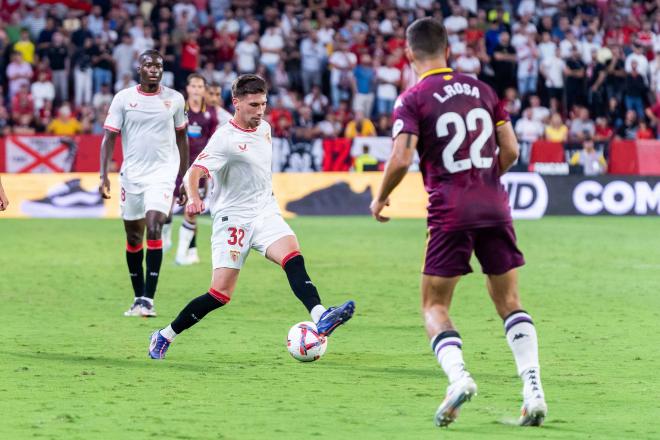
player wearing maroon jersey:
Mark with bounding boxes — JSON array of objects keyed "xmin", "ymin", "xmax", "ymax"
[
  {"xmin": 163, "ymin": 74, "xmax": 219, "ymax": 265},
  {"xmin": 370, "ymin": 18, "xmax": 547, "ymax": 428}
]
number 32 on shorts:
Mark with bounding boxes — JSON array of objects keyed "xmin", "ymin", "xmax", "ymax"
[{"xmin": 227, "ymin": 227, "xmax": 245, "ymax": 247}]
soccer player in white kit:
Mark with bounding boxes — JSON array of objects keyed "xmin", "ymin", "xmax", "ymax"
[
  {"xmin": 149, "ymin": 75, "xmax": 355, "ymax": 359},
  {"xmin": 99, "ymin": 50, "xmax": 189, "ymax": 317}
]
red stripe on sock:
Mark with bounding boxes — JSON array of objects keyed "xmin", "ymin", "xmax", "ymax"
[
  {"xmin": 126, "ymin": 242, "xmax": 143, "ymax": 253},
  {"xmin": 209, "ymin": 288, "xmax": 231, "ymax": 304},
  {"xmin": 281, "ymin": 250, "xmax": 301, "ymax": 269},
  {"xmin": 147, "ymin": 239, "xmax": 163, "ymax": 250}
]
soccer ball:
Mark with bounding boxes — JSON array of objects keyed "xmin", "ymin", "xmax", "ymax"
[{"xmin": 287, "ymin": 321, "xmax": 327, "ymax": 362}]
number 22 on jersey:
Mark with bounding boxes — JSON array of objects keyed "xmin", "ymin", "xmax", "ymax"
[{"xmin": 437, "ymin": 108, "xmax": 494, "ymax": 173}]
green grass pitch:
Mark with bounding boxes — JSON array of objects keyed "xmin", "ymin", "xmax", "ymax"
[{"xmin": 0, "ymin": 216, "xmax": 658, "ymax": 439}]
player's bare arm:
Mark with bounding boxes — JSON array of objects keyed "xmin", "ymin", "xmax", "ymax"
[
  {"xmin": 0, "ymin": 176, "xmax": 9, "ymax": 211},
  {"xmin": 99, "ymin": 129, "xmax": 118, "ymax": 199},
  {"xmin": 183, "ymin": 165, "xmax": 206, "ymax": 214},
  {"xmin": 370, "ymin": 133, "xmax": 418, "ymax": 222},
  {"xmin": 496, "ymin": 122, "xmax": 520, "ymax": 175},
  {"xmin": 175, "ymin": 128, "xmax": 190, "ymax": 205}
]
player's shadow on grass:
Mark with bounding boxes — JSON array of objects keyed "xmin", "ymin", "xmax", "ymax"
[{"xmin": 2, "ymin": 350, "xmax": 214, "ymax": 373}]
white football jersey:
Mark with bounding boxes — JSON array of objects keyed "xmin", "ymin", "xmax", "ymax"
[
  {"xmin": 104, "ymin": 85, "xmax": 187, "ymax": 192},
  {"xmin": 192, "ymin": 119, "xmax": 279, "ymax": 220}
]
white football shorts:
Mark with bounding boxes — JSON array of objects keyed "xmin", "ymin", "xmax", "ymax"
[
  {"xmin": 211, "ymin": 212, "xmax": 295, "ymax": 269},
  {"xmin": 120, "ymin": 183, "xmax": 174, "ymax": 220}
]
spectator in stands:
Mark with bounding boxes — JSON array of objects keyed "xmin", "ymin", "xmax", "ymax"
[
  {"xmin": 11, "ymin": 84, "xmax": 34, "ymax": 124},
  {"xmin": 72, "ymin": 16, "xmax": 93, "ymax": 49},
  {"xmin": 455, "ymin": 45, "xmax": 481, "ymax": 79},
  {"xmin": 606, "ymin": 46, "xmax": 626, "ymax": 103},
  {"xmin": 36, "ymin": 16, "xmax": 56, "ymax": 59},
  {"xmin": 6, "ymin": 51, "xmax": 33, "ymax": 101},
  {"xmin": 515, "ymin": 108, "xmax": 544, "ymax": 165},
  {"xmin": 529, "ymin": 95, "xmax": 550, "ymax": 123},
  {"xmin": 375, "ymin": 55, "xmax": 400, "ymax": 116},
  {"xmin": 47, "ymin": 104, "xmax": 82, "ymax": 136},
  {"xmin": 259, "ymin": 26, "xmax": 285, "ymax": 74},
  {"xmin": 594, "ymin": 117, "xmax": 614, "ymax": 143},
  {"xmin": 73, "ymin": 37, "xmax": 94, "ymax": 108},
  {"xmin": 344, "ymin": 110, "xmax": 376, "ymax": 139},
  {"xmin": 353, "ymin": 53, "xmax": 375, "ymax": 117},
  {"xmin": 300, "ymin": 30, "xmax": 325, "ymax": 95},
  {"xmin": 156, "ymin": 33, "xmax": 177, "ymax": 88},
  {"xmin": 90, "ymin": 35, "xmax": 114, "ymax": 94},
  {"xmin": 616, "ymin": 109, "xmax": 639, "ymax": 140},
  {"xmin": 540, "ymin": 47, "xmax": 565, "ymax": 112},
  {"xmin": 588, "ymin": 49, "xmax": 609, "ymax": 117},
  {"xmin": 112, "ymin": 34, "xmax": 136, "ymax": 88},
  {"xmin": 569, "ymin": 107, "xmax": 596, "ymax": 142},
  {"xmin": 564, "ymin": 47, "xmax": 587, "ymax": 111},
  {"xmin": 329, "ymin": 37, "xmax": 357, "ymax": 109},
  {"xmin": 216, "ymin": 62, "xmax": 237, "ymax": 105},
  {"xmin": 12, "ymin": 114, "xmax": 36, "ymax": 135},
  {"xmin": 36, "ymin": 101, "xmax": 54, "ymax": 133},
  {"xmin": 14, "ymin": 29, "xmax": 35, "ymax": 65},
  {"xmin": 625, "ymin": 43, "xmax": 649, "ymax": 77},
  {"xmin": 650, "ymin": 49, "xmax": 660, "ymax": 104},
  {"xmin": 316, "ymin": 112, "xmax": 342, "ymax": 138},
  {"xmin": 515, "ymin": 30, "xmax": 539, "ymax": 97},
  {"xmin": 235, "ymin": 32, "xmax": 259, "ymax": 74},
  {"xmin": 492, "ymin": 31, "xmax": 517, "ymax": 96},
  {"xmin": 30, "ymin": 71, "xmax": 55, "ymax": 113},
  {"xmin": 537, "ymin": 31, "xmax": 556, "ymax": 61},
  {"xmin": 304, "ymin": 85, "xmax": 329, "ymax": 123},
  {"xmin": 353, "ymin": 145, "xmax": 379, "ymax": 172},
  {"xmin": 503, "ymin": 87, "xmax": 522, "ymax": 123},
  {"xmin": 607, "ymin": 97, "xmax": 624, "ymax": 130},
  {"xmin": 569, "ymin": 138, "xmax": 607, "ymax": 175},
  {"xmin": 624, "ymin": 60, "xmax": 648, "ymax": 119},
  {"xmin": 92, "ymin": 83, "xmax": 113, "ymax": 115},
  {"xmin": 544, "ymin": 113, "xmax": 568, "ymax": 142},
  {"xmin": 636, "ymin": 120, "xmax": 654, "ymax": 140},
  {"xmin": 375, "ymin": 114, "xmax": 392, "ymax": 137}
]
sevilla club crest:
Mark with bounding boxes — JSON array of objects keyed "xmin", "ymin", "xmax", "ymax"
[{"xmin": 230, "ymin": 250, "xmax": 240, "ymax": 262}]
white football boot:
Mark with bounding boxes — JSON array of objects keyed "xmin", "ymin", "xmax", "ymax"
[
  {"xmin": 519, "ymin": 368, "xmax": 547, "ymax": 426},
  {"xmin": 123, "ymin": 298, "xmax": 143, "ymax": 316},
  {"xmin": 187, "ymin": 247, "xmax": 200, "ymax": 264},
  {"xmin": 434, "ymin": 374, "xmax": 478, "ymax": 427}
]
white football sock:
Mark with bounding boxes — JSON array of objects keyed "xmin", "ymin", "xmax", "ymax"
[
  {"xmin": 431, "ymin": 331, "xmax": 467, "ymax": 383},
  {"xmin": 162, "ymin": 223, "xmax": 172, "ymax": 251},
  {"xmin": 176, "ymin": 221, "xmax": 196, "ymax": 261},
  {"xmin": 160, "ymin": 325, "xmax": 177, "ymax": 341},
  {"xmin": 504, "ymin": 310, "xmax": 540, "ymax": 376},
  {"xmin": 310, "ymin": 305, "xmax": 327, "ymax": 323}
]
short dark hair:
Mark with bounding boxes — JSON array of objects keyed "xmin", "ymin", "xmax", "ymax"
[
  {"xmin": 187, "ymin": 73, "xmax": 207, "ymax": 86},
  {"xmin": 232, "ymin": 74, "xmax": 267, "ymax": 98},
  {"xmin": 406, "ymin": 18, "xmax": 448, "ymax": 59},
  {"xmin": 208, "ymin": 82, "xmax": 221, "ymax": 89},
  {"xmin": 139, "ymin": 49, "xmax": 163, "ymax": 63}
]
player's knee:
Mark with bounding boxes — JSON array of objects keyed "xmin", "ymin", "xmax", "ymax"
[
  {"xmin": 146, "ymin": 224, "xmax": 162, "ymax": 240},
  {"xmin": 209, "ymin": 285, "xmax": 234, "ymax": 302},
  {"xmin": 126, "ymin": 231, "xmax": 143, "ymax": 246}
]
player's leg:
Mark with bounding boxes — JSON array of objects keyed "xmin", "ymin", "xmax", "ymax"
[
  {"xmin": 475, "ymin": 225, "xmax": 546, "ymax": 426},
  {"xmin": 259, "ymin": 217, "xmax": 354, "ymax": 337},
  {"xmin": 150, "ymin": 215, "xmax": 247, "ymax": 359},
  {"xmin": 120, "ymin": 187, "xmax": 148, "ymax": 316},
  {"xmin": 143, "ymin": 209, "xmax": 168, "ymax": 314},
  {"xmin": 123, "ymin": 218, "xmax": 146, "ymax": 316},
  {"xmin": 150, "ymin": 267, "xmax": 239, "ymax": 359},
  {"xmin": 175, "ymin": 210, "xmax": 197, "ymax": 265},
  {"xmin": 423, "ymin": 228, "xmax": 477, "ymax": 427}
]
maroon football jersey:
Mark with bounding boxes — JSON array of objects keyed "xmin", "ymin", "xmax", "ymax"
[
  {"xmin": 186, "ymin": 102, "xmax": 218, "ymax": 164},
  {"xmin": 392, "ymin": 68, "xmax": 512, "ymax": 231}
]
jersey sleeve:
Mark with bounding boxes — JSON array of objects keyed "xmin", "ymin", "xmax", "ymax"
[
  {"xmin": 103, "ymin": 93, "xmax": 123, "ymax": 133},
  {"xmin": 174, "ymin": 93, "xmax": 188, "ymax": 130},
  {"xmin": 191, "ymin": 130, "xmax": 229, "ymax": 177},
  {"xmin": 391, "ymin": 91, "xmax": 419, "ymax": 139}
]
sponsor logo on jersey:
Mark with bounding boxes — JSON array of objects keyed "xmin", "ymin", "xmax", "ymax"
[
  {"xmin": 238, "ymin": 144, "xmax": 248, "ymax": 151},
  {"xmin": 129, "ymin": 102, "xmax": 137, "ymax": 108},
  {"xmin": 164, "ymin": 100, "xmax": 172, "ymax": 109}
]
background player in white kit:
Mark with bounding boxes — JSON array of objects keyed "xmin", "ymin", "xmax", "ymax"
[
  {"xmin": 149, "ymin": 75, "xmax": 354, "ymax": 359},
  {"xmin": 99, "ymin": 50, "xmax": 189, "ymax": 317}
]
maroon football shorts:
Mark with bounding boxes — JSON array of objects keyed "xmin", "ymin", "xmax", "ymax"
[{"xmin": 423, "ymin": 223, "xmax": 525, "ymax": 277}]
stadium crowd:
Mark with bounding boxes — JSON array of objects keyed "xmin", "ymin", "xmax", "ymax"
[{"xmin": 1, "ymin": 0, "xmax": 660, "ymax": 172}]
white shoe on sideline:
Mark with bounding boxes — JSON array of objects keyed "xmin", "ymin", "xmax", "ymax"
[{"xmin": 434, "ymin": 374, "xmax": 478, "ymax": 427}]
